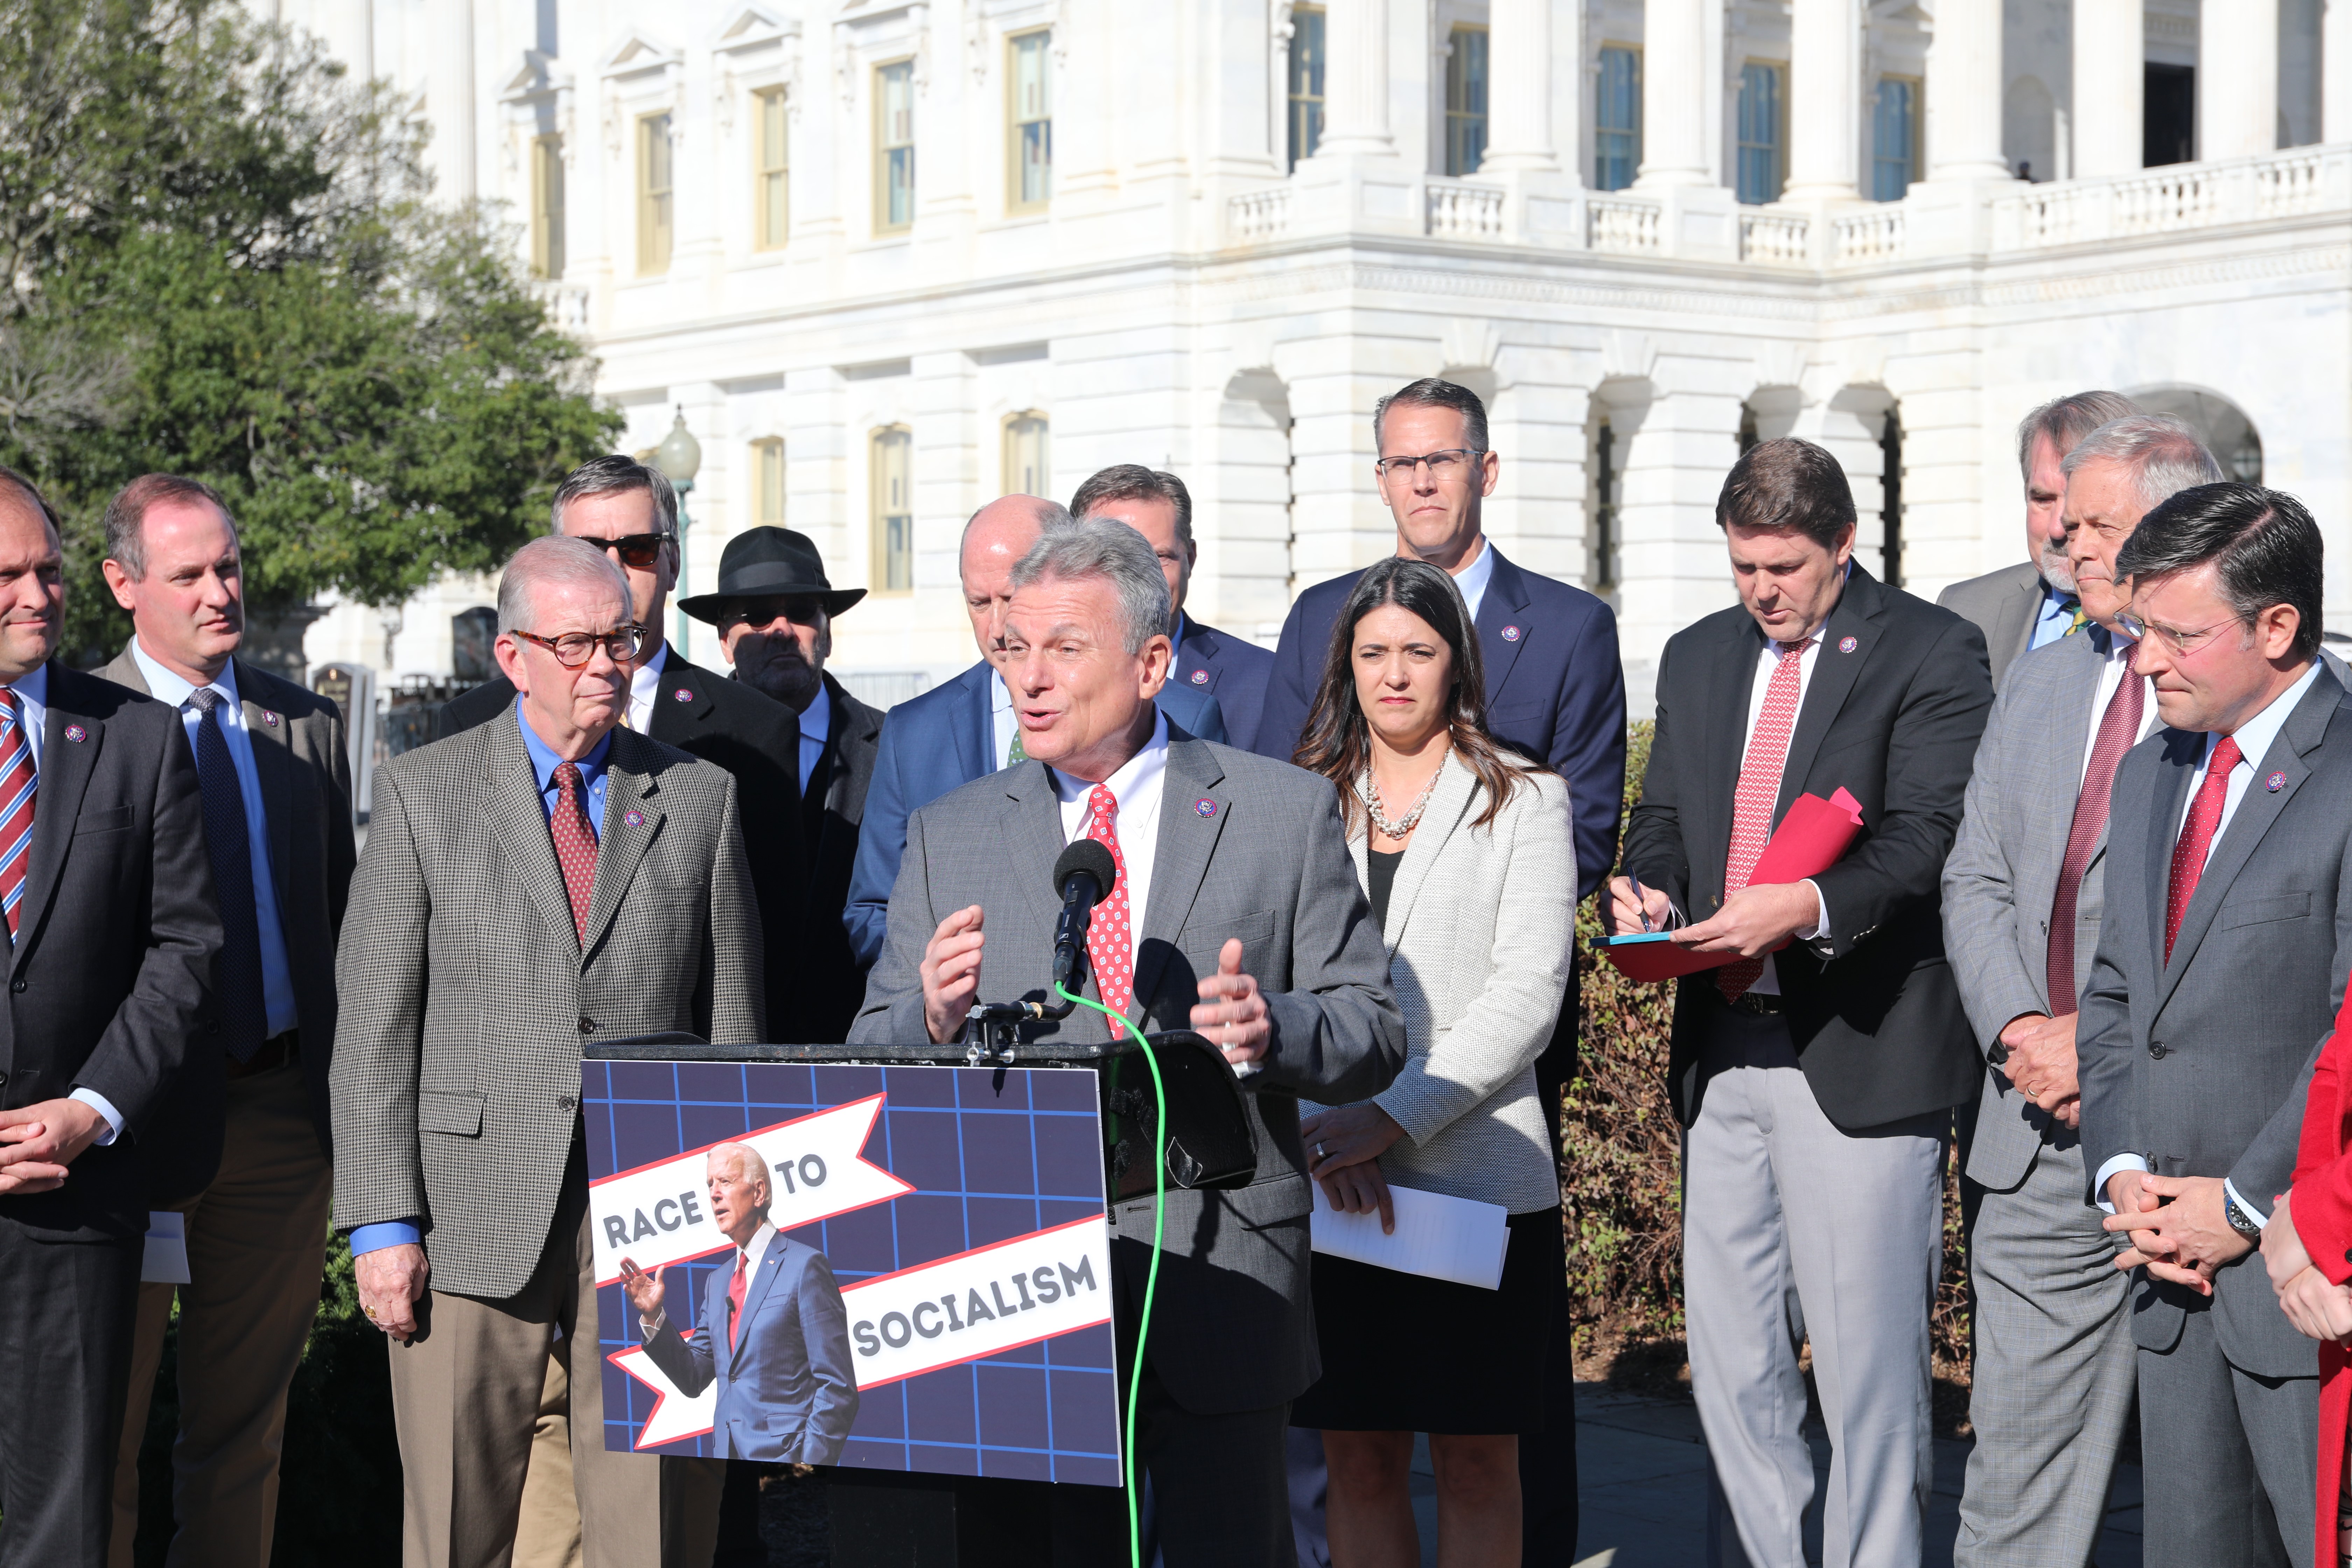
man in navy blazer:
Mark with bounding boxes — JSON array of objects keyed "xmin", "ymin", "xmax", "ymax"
[
  {"xmin": 620, "ymin": 1143, "xmax": 859, "ymax": 1466},
  {"xmin": 1259, "ymin": 378, "xmax": 1625, "ymax": 1566},
  {"xmin": 844, "ymin": 495, "xmax": 1225, "ymax": 969},
  {"xmin": 1072, "ymin": 464, "xmax": 1276, "ymax": 751}
]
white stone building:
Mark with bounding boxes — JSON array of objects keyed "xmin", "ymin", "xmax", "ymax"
[{"xmin": 282, "ymin": 0, "xmax": 2352, "ymax": 718}]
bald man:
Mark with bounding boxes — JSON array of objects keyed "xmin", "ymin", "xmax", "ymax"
[{"xmin": 842, "ymin": 496, "xmax": 1228, "ymax": 968}]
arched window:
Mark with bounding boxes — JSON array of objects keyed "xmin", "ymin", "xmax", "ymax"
[
  {"xmin": 1003, "ymin": 413, "xmax": 1050, "ymax": 498},
  {"xmin": 870, "ymin": 426, "xmax": 913, "ymax": 593}
]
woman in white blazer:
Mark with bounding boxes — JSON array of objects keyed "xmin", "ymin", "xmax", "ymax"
[{"xmin": 1287, "ymin": 556, "xmax": 1577, "ymax": 1568}]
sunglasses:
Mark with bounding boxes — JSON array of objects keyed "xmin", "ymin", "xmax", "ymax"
[{"xmin": 586, "ymin": 533, "xmax": 674, "ymax": 570}]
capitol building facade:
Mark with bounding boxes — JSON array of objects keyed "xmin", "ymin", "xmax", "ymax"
[{"xmin": 286, "ymin": 0, "xmax": 2352, "ymax": 716}]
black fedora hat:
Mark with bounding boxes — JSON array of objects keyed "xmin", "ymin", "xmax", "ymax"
[{"xmin": 678, "ymin": 527, "xmax": 867, "ymax": 623}]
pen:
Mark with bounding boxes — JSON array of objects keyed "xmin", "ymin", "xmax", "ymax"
[{"xmin": 1625, "ymin": 872, "xmax": 1654, "ymax": 933}]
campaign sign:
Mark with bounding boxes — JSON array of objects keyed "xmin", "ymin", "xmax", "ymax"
[{"xmin": 583, "ymin": 1058, "xmax": 1123, "ymax": 1486}]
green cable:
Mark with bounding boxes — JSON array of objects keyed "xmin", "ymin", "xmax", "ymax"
[{"xmin": 1053, "ymin": 981, "xmax": 1164, "ymax": 1568}]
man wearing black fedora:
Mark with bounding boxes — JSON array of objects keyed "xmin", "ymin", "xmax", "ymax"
[{"xmin": 680, "ymin": 526, "xmax": 883, "ymax": 1047}]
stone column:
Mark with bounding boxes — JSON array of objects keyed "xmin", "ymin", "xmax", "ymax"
[
  {"xmin": 1478, "ymin": 0, "xmax": 1557, "ymax": 172},
  {"xmin": 1784, "ymin": 0, "xmax": 1862, "ymax": 202},
  {"xmin": 1635, "ymin": 0, "xmax": 1710, "ymax": 186},
  {"xmin": 2072, "ymin": 0, "xmax": 2143, "ymax": 177},
  {"xmin": 428, "ymin": 0, "xmax": 477, "ymax": 200},
  {"xmin": 1317, "ymin": 0, "xmax": 1395, "ymax": 155},
  {"xmin": 2201, "ymin": 0, "xmax": 2280, "ymax": 160},
  {"xmin": 1925, "ymin": 0, "xmax": 2008, "ymax": 180}
]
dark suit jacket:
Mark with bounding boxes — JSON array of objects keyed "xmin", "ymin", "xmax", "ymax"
[
  {"xmin": 784, "ymin": 672, "xmax": 882, "ymax": 1044},
  {"xmin": 641, "ymin": 1233, "xmax": 860, "ymax": 1464},
  {"xmin": 1175, "ymin": 616, "xmax": 1274, "ymax": 753},
  {"xmin": 440, "ymin": 647, "xmax": 805, "ymax": 1032},
  {"xmin": 1936, "ymin": 559, "xmax": 2046, "ymax": 689},
  {"xmin": 2078, "ymin": 666, "xmax": 2352, "ymax": 1376},
  {"xmin": 0, "ymin": 664, "xmax": 223, "ymax": 1238},
  {"xmin": 95, "ymin": 646, "xmax": 355, "ymax": 1163},
  {"xmin": 842, "ymin": 660, "xmax": 1228, "ymax": 970},
  {"xmin": 1619, "ymin": 565, "xmax": 1994, "ymax": 1130}
]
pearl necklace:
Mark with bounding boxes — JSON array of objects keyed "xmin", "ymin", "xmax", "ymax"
[{"xmin": 1360, "ymin": 763, "xmax": 1441, "ymax": 839}]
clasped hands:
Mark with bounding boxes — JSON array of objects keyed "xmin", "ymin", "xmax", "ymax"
[
  {"xmin": 1995, "ymin": 1011, "xmax": 2082, "ymax": 1130},
  {"xmin": 2102, "ymin": 1171, "xmax": 2252, "ymax": 1293},
  {"xmin": 0, "ymin": 1097, "xmax": 109, "ymax": 1196},
  {"xmin": 1605, "ymin": 876, "xmax": 1820, "ymax": 958},
  {"xmin": 2259, "ymin": 1192, "xmax": 2352, "ymax": 1345},
  {"xmin": 1301, "ymin": 1102, "xmax": 1407, "ymax": 1234},
  {"xmin": 920, "ymin": 906, "xmax": 1272, "ymax": 1068}
]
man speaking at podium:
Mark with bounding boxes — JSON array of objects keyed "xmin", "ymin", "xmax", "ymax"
[{"xmin": 850, "ymin": 517, "xmax": 1405, "ymax": 1566}]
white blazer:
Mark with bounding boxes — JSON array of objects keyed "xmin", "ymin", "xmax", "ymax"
[{"xmin": 1306, "ymin": 747, "xmax": 1576, "ymax": 1215}]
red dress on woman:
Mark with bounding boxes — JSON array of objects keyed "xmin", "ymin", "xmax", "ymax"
[{"xmin": 2288, "ymin": 986, "xmax": 2352, "ymax": 1565}]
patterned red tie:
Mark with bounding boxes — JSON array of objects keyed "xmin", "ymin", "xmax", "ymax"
[
  {"xmin": 549, "ymin": 762, "xmax": 598, "ymax": 947},
  {"xmin": 0, "ymin": 690, "xmax": 33, "ymax": 943},
  {"xmin": 727, "ymin": 1250, "xmax": 749, "ymax": 1350},
  {"xmin": 1718, "ymin": 640, "xmax": 1811, "ymax": 1001},
  {"xmin": 1083, "ymin": 785, "xmax": 1135, "ymax": 1018},
  {"xmin": 2164, "ymin": 734, "xmax": 2242, "ymax": 963},
  {"xmin": 2046, "ymin": 644, "xmax": 2142, "ymax": 1014}
]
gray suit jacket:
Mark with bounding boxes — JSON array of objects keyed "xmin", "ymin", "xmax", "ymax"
[
  {"xmin": 1938, "ymin": 560, "xmax": 2045, "ymax": 688},
  {"xmin": 96, "ymin": 646, "xmax": 355, "ymax": 1158},
  {"xmin": 2078, "ymin": 665, "xmax": 2352, "ymax": 1376},
  {"xmin": 1942, "ymin": 629, "xmax": 2119, "ymax": 1189},
  {"xmin": 331, "ymin": 714, "xmax": 765, "ymax": 1299},
  {"xmin": 849, "ymin": 732, "xmax": 1405, "ymax": 1414}
]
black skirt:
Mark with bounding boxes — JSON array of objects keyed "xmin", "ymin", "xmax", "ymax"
[{"xmin": 1288, "ymin": 1206, "xmax": 1562, "ymax": 1436}]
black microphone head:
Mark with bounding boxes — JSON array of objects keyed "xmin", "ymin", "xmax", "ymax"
[{"xmin": 1053, "ymin": 839, "xmax": 1118, "ymax": 901}]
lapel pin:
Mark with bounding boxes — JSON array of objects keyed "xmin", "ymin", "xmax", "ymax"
[
  {"xmin": 1189, "ymin": 668, "xmax": 1209, "ymax": 685},
  {"xmin": 1195, "ymin": 798, "xmax": 1218, "ymax": 818},
  {"xmin": 672, "ymin": 687, "xmax": 693, "ymax": 703},
  {"xmin": 1838, "ymin": 636, "xmax": 1859, "ymax": 653},
  {"xmin": 1501, "ymin": 625, "xmax": 1522, "ymax": 643},
  {"xmin": 624, "ymin": 808, "xmax": 646, "ymax": 826},
  {"xmin": 63, "ymin": 724, "xmax": 86, "ymax": 743},
  {"xmin": 2267, "ymin": 772, "xmax": 2287, "ymax": 792},
  {"xmin": 261, "ymin": 710, "xmax": 280, "ymax": 728}
]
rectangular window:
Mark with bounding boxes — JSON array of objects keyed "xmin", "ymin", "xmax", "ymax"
[
  {"xmin": 1003, "ymin": 414, "xmax": 1049, "ymax": 498},
  {"xmin": 1595, "ymin": 47, "xmax": 1641, "ymax": 191},
  {"xmin": 1008, "ymin": 30, "xmax": 1052, "ymax": 211},
  {"xmin": 752, "ymin": 438, "xmax": 785, "ymax": 525},
  {"xmin": 636, "ymin": 112, "xmax": 673, "ymax": 274},
  {"xmin": 1736, "ymin": 62, "xmax": 1785, "ymax": 205},
  {"xmin": 1287, "ymin": 6, "xmax": 1326, "ymax": 172},
  {"xmin": 871, "ymin": 427, "xmax": 913, "ymax": 593},
  {"xmin": 530, "ymin": 133, "xmax": 565, "ymax": 278},
  {"xmin": 1872, "ymin": 76, "xmax": 1918, "ymax": 201},
  {"xmin": 875, "ymin": 60, "xmax": 916, "ymax": 233},
  {"xmin": 1443, "ymin": 26, "xmax": 1489, "ymax": 177},
  {"xmin": 754, "ymin": 88, "xmax": 788, "ymax": 251}
]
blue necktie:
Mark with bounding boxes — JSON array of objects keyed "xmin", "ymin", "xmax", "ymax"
[{"xmin": 189, "ymin": 689, "xmax": 266, "ymax": 1060}]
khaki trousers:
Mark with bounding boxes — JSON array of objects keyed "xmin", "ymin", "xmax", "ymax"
[
  {"xmin": 387, "ymin": 1180, "xmax": 722, "ymax": 1568},
  {"xmin": 512, "ymin": 1353, "xmax": 584, "ymax": 1568},
  {"xmin": 108, "ymin": 1062, "xmax": 333, "ymax": 1568}
]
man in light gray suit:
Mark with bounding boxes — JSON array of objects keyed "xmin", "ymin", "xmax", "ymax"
[
  {"xmin": 334, "ymin": 536, "xmax": 761, "ymax": 1568},
  {"xmin": 1939, "ymin": 391, "xmax": 2140, "ymax": 687},
  {"xmin": 1942, "ymin": 416, "xmax": 2221, "ymax": 1566},
  {"xmin": 2078, "ymin": 485, "xmax": 2352, "ymax": 1568},
  {"xmin": 852, "ymin": 516, "xmax": 1404, "ymax": 1568}
]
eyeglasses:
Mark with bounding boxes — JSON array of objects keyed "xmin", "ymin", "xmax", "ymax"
[
  {"xmin": 1374, "ymin": 449, "xmax": 1486, "ymax": 482},
  {"xmin": 510, "ymin": 624, "xmax": 648, "ymax": 668},
  {"xmin": 584, "ymin": 533, "xmax": 674, "ymax": 570},
  {"xmin": 2116, "ymin": 610, "xmax": 2237, "ymax": 659}
]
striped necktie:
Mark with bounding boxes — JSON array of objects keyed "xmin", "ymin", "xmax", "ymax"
[{"xmin": 0, "ymin": 690, "xmax": 32, "ymax": 943}]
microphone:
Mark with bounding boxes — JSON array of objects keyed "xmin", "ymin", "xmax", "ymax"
[{"xmin": 1051, "ymin": 840, "xmax": 1119, "ymax": 996}]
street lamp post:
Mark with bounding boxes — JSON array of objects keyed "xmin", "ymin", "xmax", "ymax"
[{"xmin": 653, "ymin": 405, "xmax": 703, "ymax": 658}]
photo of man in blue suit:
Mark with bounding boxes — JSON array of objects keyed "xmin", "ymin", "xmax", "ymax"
[{"xmin": 618, "ymin": 1143, "xmax": 860, "ymax": 1465}]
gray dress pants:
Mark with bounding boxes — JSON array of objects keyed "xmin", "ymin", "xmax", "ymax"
[
  {"xmin": 2135, "ymin": 1299, "xmax": 2318, "ymax": 1568},
  {"xmin": 1684, "ymin": 1011, "xmax": 1947, "ymax": 1568}
]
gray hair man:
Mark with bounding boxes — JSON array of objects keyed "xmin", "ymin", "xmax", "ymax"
[
  {"xmin": 1940, "ymin": 390, "xmax": 2144, "ymax": 686},
  {"xmin": 851, "ymin": 516, "xmax": 1402, "ymax": 1566},
  {"xmin": 1941, "ymin": 412, "xmax": 2223, "ymax": 1565},
  {"xmin": 842, "ymin": 497, "xmax": 1229, "ymax": 969},
  {"xmin": 334, "ymin": 531, "xmax": 762, "ymax": 1568}
]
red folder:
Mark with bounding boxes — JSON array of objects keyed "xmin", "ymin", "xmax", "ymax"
[{"xmin": 1603, "ymin": 788, "xmax": 1867, "ymax": 982}]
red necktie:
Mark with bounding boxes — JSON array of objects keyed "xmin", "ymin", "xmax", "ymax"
[
  {"xmin": 550, "ymin": 762, "xmax": 598, "ymax": 947},
  {"xmin": 0, "ymin": 690, "xmax": 34, "ymax": 943},
  {"xmin": 2046, "ymin": 645, "xmax": 2143, "ymax": 1014},
  {"xmin": 1719, "ymin": 640, "xmax": 1810, "ymax": 1001},
  {"xmin": 2164, "ymin": 734, "xmax": 2243, "ymax": 963},
  {"xmin": 727, "ymin": 1250, "xmax": 749, "ymax": 1350},
  {"xmin": 1083, "ymin": 785, "xmax": 1135, "ymax": 1018}
]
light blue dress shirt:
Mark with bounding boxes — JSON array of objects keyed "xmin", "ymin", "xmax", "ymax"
[{"xmin": 2027, "ymin": 583, "xmax": 2078, "ymax": 653}]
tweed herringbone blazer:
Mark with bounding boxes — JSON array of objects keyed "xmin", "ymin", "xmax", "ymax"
[{"xmin": 331, "ymin": 709, "xmax": 764, "ymax": 1299}]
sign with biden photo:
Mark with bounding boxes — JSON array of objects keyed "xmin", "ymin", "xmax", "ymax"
[{"xmin": 582, "ymin": 1057, "xmax": 1124, "ymax": 1487}]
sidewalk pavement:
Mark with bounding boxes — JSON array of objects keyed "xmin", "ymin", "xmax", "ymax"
[{"xmin": 1398, "ymin": 1383, "xmax": 2144, "ymax": 1568}]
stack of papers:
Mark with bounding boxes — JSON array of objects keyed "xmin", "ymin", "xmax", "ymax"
[{"xmin": 1309, "ymin": 1181, "xmax": 1510, "ymax": 1290}]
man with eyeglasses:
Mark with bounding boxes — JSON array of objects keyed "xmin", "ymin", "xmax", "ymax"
[
  {"xmin": 1941, "ymin": 415, "xmax": 2221, "ymax": 1566},
  {"xmin": 1256, "ymin": 376, "xmax": 1623, "ymax": 1566},
  {"xmin": 335, "ymin": 534, "xmax": 760, "ymax": 1568},
  {"xmin": 2069, "ymin": 482, "xmax": 2352, "ymax": 1568}
]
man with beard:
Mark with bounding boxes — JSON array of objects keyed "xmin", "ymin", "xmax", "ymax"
[{"xmin": 1939, "ymin": 391, "xmax": 2142, "ymax": 688}]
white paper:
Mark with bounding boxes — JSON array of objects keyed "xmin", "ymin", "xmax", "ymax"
[
  {"xmin": 1309, "ymin": 1180, "xmax": 1510, "ymax": 1290},
  {"xmin": 141, "ymin": 1211, "xmax": 190, "ymax": 1285}
]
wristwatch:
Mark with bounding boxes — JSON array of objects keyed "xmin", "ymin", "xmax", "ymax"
[{"xmin": 2224, "ymin": 1190, "xmax": 2266, "ymax": 1242}]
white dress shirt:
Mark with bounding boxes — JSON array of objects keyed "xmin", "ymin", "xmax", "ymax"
[
  {"xmin": 1049, "ymin": 711, "xmax": 1170, "ymax": 985},
  {"xmin": 2092, "ymin": 657, "xmax": 2325, "ymax": 1221},
  {"xmin": 1726, "ymin": 626, "xmax": 1832, "ymax": 996},
  {"xmin": 797, "ymin": 680, "xmax": 831, "ymax": 794},
  {"xmin": 2076, "ymin": 632, "xmax": 2165, "ymax": 785},
  {"xmin": 990, "ymin": 669, "xmax": 1018, "ymax": 768},
  {"xmin": 628, "ymin": 641, "xmax": 670, "ymax": 734},
  {"xmin": 1453, "ymin": 538, "xmax": 1496, "ymax": 622}
]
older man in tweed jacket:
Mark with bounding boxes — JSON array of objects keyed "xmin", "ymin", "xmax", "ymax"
[{"xmin": 332, "ymin": 536, "xmax": 763, "ymax": 1568}]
